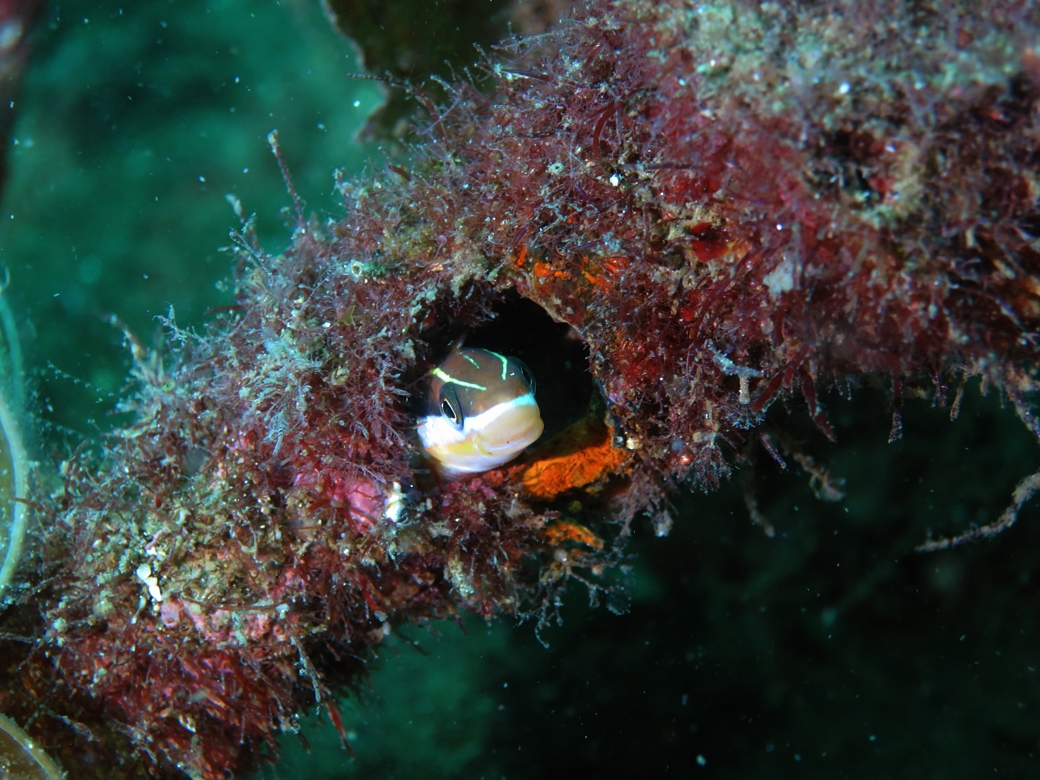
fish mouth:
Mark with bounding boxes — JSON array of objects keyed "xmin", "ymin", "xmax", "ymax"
[{"xmin": 476, "ymin": 404, "xmax": 544, "ymax": 458}]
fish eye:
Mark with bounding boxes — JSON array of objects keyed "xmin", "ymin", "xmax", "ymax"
[
  {"xmin": 512, "ymin": 358, "xmax": 536, "ymax": 393},
  {"xmin": 438, "ymin": 386, "xmax": 464, "ymax": 429},
  {"xmin": 441, "ymin": 398, "xmax": 458, "ymax": 422}
]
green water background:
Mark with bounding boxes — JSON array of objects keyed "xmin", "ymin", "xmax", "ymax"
[{"xmin": 2, "ymin": 2, "xmax": 1039, "ymax": 778}]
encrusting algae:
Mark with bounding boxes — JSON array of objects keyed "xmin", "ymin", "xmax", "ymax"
[
  {"xmin": 2, "ymin": 0, "xmax": 1040, "ymax": 777},
  {"xmin": 520, "ymin": 410, "xmax": 630, "ymax": 501}
]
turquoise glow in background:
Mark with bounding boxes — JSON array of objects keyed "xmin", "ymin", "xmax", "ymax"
[{"xmin": 3, "ymin": 0, "xmax": 382, "ymax": 440}]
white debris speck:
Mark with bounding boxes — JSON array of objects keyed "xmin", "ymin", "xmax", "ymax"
[
  {"xmin": 136, "ymin": 563, "xmax": 163, "ymax": 603},
  {"xmin": 763, "ymin": 254, "xmax": 797, "ymax": 296},
  {"xmin": 384, "ymin": 482, "xmax": 405, "ymax": 523}
]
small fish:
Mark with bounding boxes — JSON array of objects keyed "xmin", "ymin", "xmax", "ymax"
[{"xmin": 417, "ymin": 347, "xmax": 543, "ymax": 476}]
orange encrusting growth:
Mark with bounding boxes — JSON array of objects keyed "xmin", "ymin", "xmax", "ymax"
[
  {"xmin": 521, "ymin": 413, "xmax": 631, "ymax": 501},
  {"xmin": 541, "ymin": 519, "xmax": 605, "ymax": 550}
]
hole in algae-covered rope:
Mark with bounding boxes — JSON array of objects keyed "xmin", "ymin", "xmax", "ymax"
[
  {"xmin": 0, "ymin": 714, "xmax": 65, "ymax": 779},
  {"xmin": 464, "ymin": 293, "xmax": 594, "ymax": 439}
]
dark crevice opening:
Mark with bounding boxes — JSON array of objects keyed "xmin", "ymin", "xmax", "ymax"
[{"xmin": 462, "ymin": 292, "xmax": 594, "ymax": 440}]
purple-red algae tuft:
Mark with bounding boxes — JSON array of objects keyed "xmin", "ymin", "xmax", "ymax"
[{"xmin": 2, "ymin": 0, "xmax": 1040, "ymax": 777}]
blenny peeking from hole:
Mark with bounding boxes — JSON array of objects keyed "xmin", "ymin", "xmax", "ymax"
[{"xmin": 417, "ymin": 347, "xmax": 544, "ymax": 476}]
